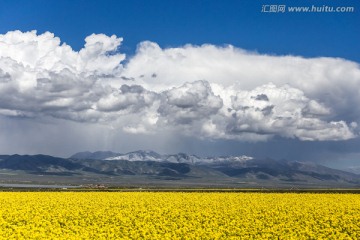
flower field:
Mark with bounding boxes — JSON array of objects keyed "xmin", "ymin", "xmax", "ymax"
[{"xmin": 0, "ymin": 192, "xmax": 359, "ymax": 239}]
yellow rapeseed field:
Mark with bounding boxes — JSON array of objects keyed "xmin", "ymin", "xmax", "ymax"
[{"xmin": 0, "ymin": 192, "xmax": 359, "ymax": 239}]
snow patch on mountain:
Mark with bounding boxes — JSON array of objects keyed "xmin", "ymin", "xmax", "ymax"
[{"xmin": 103, "ymin": 150, "xmax": 253, "ymax": 165}]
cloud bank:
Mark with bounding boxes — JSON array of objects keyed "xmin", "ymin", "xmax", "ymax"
[{"xmin": 0, "ymin": 30, "xmax": 359, "ymax": 142}]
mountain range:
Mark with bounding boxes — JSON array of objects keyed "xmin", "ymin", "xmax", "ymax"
[
  {"xmin": 0, "ymin": 150, "xmax": 359, "ymax": 188},
  {"xmin": 70, "ymin": 150, "xmax": 254, "ymax": 164}
]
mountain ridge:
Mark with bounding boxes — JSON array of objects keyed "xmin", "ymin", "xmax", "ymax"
[
  {"xmin": 0, "ymin": 151, "xmax": 359, "ymax": 188},
  {"xmin": 70, "ymin": 150, "xmax": 254, "ymax": 165}
]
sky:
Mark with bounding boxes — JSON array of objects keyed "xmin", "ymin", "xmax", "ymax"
[{"xmin": 0, "ymin": 0, "xmax": 360, "ymax": 169}]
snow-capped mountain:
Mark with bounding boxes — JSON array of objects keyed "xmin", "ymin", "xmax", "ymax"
[
  {"xmin": 71, "ymin": 150, "xmax": 253, "ymax": 165},
  {"xmin": 1, "ymin": 152, "xmax": 359, "ymax": 188},
  {"xmin": 104, "ymin": 150, "xmax": 163, "ymax": 162},
  {"xmin": 97, "ymin": 150, "xmax": 253, "ymax": 165}
]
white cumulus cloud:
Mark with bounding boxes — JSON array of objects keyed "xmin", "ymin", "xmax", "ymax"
[{"xmin": 0, "ymin": 30, "xmax": 359, "ymax": 143}]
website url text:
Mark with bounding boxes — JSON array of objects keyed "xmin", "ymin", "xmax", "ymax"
[{"xmin": 261, "ymin": 5, "xmax": 355, "ymax": 13}]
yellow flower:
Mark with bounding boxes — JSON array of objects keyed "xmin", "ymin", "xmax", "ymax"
[{"xmin": 0, "ymin": 192, "xmax": 358, "ymax": 239}]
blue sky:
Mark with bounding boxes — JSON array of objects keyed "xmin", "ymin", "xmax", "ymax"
[
  {"xmin": 0, "ymin": 0, "xmax": 360, "ymax": 169},
  {"xmin": 1, "ymin": 0, "xmax": 359, "ymax": 60}
]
